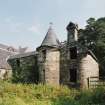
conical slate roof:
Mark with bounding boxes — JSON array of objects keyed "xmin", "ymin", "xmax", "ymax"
[{"xmin": 41, "ymin": 25, "xmax": 60, "ymax": 48}]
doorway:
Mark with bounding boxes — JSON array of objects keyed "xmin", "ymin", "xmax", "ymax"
[
  {"xmin": 69, "ymin": 68, "xmax": 77, "ymax": 82},
  {"xmin": 70, "ymin": 47, "xmax": 77, "ymax": 59}
]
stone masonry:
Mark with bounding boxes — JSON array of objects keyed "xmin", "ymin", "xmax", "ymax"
[{"xmin": 8, "ymin": 22, "xmax": 99, "ymax": 88}]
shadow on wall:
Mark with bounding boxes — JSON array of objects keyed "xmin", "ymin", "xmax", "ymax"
[
  {"xmin": 8, "ymin": 55, "xmax": 39, "ymax": 84},
  {"xmin": 12, "ymin": 66, "xmax": 39, "ymax": 83}
]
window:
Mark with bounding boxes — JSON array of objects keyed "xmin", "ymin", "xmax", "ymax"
[
  {"xmin": 70, "ymin": 47, "xmax": 77, "ymax": 59},
  {"xmin": 42, "ymin": 50, "xmax": 46, "ymax": 60},
  {"xmin": 16, "ymin": 59, "xmax": 20, "ymax": 67},
  {"xmin": 69, "ymin": 68, "xmax": 77, "ymax": 82}
]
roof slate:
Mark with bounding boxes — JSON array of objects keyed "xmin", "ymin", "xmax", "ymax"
[
  {"xmin": 41, "ymin": 26, "xmax": 60, "ymax": 47},
  {"xmin": 8, "ymin": 51, "xmax": 37, "ymax": 59}
]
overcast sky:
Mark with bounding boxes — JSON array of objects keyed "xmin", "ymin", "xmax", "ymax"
[{"xmin": 0, "ymin": 0, "xmax": 105, "ymax": 50}]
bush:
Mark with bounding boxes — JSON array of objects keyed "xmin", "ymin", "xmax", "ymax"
[
  {"xmin": 75, "ymin": 88, "xmax": 105, "ymax": 105},
  {"xmin": 0, "ymin": 81, "xmax": 105, "ymax": 105}
]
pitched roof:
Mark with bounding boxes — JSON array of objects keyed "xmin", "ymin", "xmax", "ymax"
[
  {"xmin": 8, "ymin": 51, "xmax": 37, "ymax": 59},
  {"xmin": 41, "ymin": 25, "xmax": 60, "ymax": 48},
  {"xmin": 87, "ymin": 50, "xmax": 98, "ymax": 62}
]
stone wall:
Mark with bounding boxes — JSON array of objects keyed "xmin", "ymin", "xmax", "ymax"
[
  {"xmin": 60, "ymin": 43, "xmax": 70, "ymax": 84},
  {"xmin": 38, "ymin": 48, "xmax": 60, "ymax": 85},
  {"xmin": 60, "ymin": 42, "xmax": 99, "ymax": 89},
  {"xmin": 0, "ymin": 48, "xmax": 13, "ymax": 80},
  {"xmin": 8, "ymin": 45, "xmax": 99, "ymax": 88},
  {"xmin": 79, "ymin": 54, "xmax": 99, "ymax": 88},
  {"xmin": 8, "ymin": 55, "xmax": 39, "ymax": 83},
  {"xmin": 0, "ymin": 69, "xmax": 12, "ymax": 79},
  {"xmin": 45, "ymin": 50, "xmax": 60, "ymax": 85}
]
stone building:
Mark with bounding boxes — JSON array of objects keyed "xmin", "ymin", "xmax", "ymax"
[
  {"xmin": 0, "ymin": 44, "xmax": 28, "ymax": 79},
  {"xmin": 0, "ymin": 44, "xmax": 18, "ymax": 79},
  {"xmin": 8, "ymin": 22, "xmax": 99, "ymax": 88}
]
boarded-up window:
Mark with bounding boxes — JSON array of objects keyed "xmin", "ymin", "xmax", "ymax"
[{"xmin": 70, "ymin": 47, "xmax": 77, "ymax": 59}]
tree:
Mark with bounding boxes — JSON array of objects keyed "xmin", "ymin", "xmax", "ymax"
[{"xmin": 79, "ymin": 17, "xmax": 105, "ymax": 76}]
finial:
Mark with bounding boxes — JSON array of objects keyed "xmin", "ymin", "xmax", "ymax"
[{"xmin": 49, "ymin": 22, "xmax": 53, "ymax": 29}]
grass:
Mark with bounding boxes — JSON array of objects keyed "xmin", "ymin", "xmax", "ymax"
[{"xmin": 0, "ymin": 80, "xmax": 105, "ymax": 105}]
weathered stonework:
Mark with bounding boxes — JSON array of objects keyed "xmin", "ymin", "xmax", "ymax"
[
  {"xmin": 37, "ymin": 47, "xmax": 60, "ymax": 85},
  {"xmin": 60, "ymin": 42, "xmax": 70, "ymax": 84},
  {"xmin": 0, "ymin": 69, "xmax": 12, "ymax": 79},
  {"xmin": 7, "ymin": 22, "xmax": 99, "ymax": 88},
  {"xmin": 79, "ymin": 54, "xmax": 99, "ymax": 88},
  {"xmin": 8, "ymin": 52, "xmax": 39, "ymax": 83}
]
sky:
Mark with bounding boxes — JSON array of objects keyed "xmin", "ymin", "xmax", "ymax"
[{"xmin": 0, "ymin": 0, "xmax": 105, "ymax": 50}]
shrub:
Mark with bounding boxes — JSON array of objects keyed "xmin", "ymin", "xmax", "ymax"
[{"xmin": 0, "ymin": 81, "xmax": 105, "ymax": 105}]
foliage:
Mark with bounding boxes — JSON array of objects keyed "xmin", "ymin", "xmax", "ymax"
[
  {"xmin": 12, "ymin": 65, "xmax": 39, "ymax": 83},
  {"xmin": 75, "ymin": 88, "xmax": 105, "ymax": 105},
  {"xmin": 79, "ymin": 17, "xmax": 105, "ymax": 75},
  {"xmin": 0, "ymin": 81, "xmax": 105, "ymax": 105}
]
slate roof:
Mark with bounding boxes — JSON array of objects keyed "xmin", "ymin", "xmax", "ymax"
[
  {"xmin": 87, "ymin": 50, "xmax": 98, "ymax": 62},
  {"xmin": 8, "ymin": 51, "xmax": 37, "ymax": 59},
  {"xmin": 41, "ymin": 26, "xmax": 60, "ymax": 48}
]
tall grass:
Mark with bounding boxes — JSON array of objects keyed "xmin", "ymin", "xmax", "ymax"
[{"xmin": 0, "ymin": 80, "xmax": 105, "ymax": 105}]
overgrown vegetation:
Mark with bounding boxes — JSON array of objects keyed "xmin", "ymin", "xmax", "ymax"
[
  {"xmin": 0, "ymin": 80, "xmax": 105, "ymax": 105},
  {"xmin": 1, "ymin": 17, "xmax": 105, "ymax": 105},
  {"xmin": 79, "ymin": 17, "xmax": 105, "ymax": 75}
]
